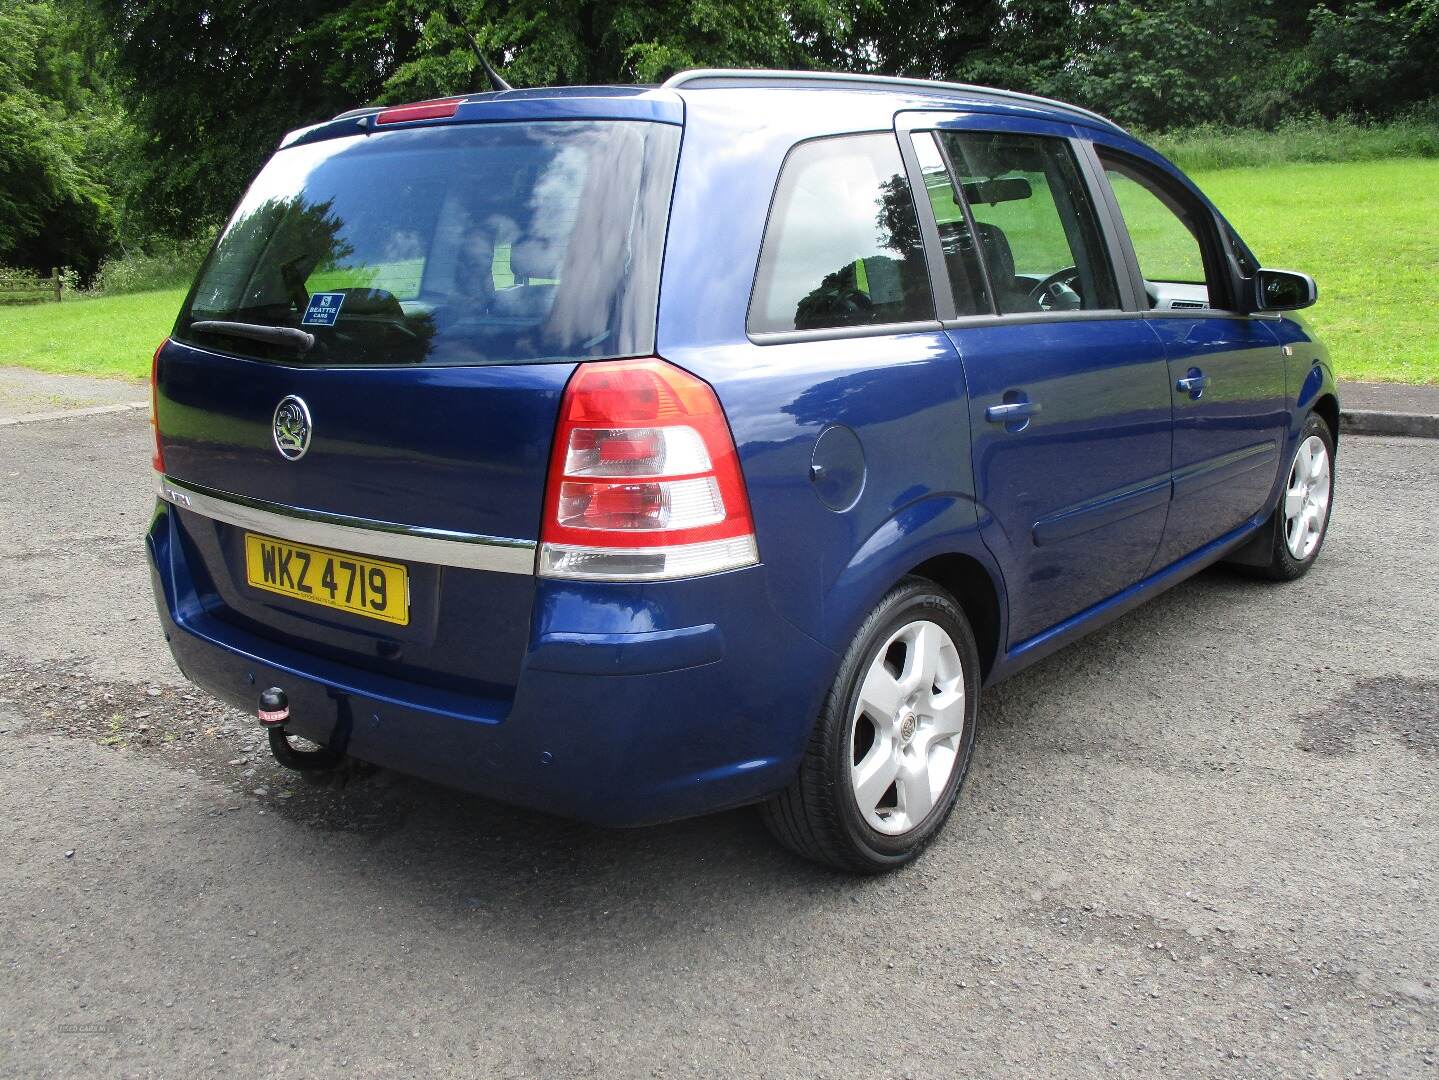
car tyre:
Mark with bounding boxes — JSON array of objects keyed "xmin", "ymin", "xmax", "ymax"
[
  {"xmin": 761, "ymin": 577, "xmax": 981, "ymax": 873},
  {"xmin": 1252, "ymin": 412, "xmax": 1335, "ymax": 581}
]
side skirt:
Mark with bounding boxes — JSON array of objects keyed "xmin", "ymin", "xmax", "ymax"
[{"xmin": 985, "ymin": 513, "xmax": 1265, "ymax": 686}]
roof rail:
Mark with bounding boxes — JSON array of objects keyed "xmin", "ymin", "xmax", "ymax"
[{"xmin": 661, "ymin": 68, "xmax": 1126, "ymax": 135}]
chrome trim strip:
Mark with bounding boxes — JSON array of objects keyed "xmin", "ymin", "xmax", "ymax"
[
  {"xmin": 749, "ymin": 319, "xmax": 944, "ymax": 346},
  {"xmin": 941, "ymin": 309, "xmax": 1135, "ymax": 331},
  {"xmin": 157, "ymin": 475, "xmax": 536, "ymax": 575}
]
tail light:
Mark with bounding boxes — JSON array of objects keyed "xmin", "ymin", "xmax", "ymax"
[
  {"xmin": 539, "ymin": 358, "xmax": 759, "ymax": 581},
  {"xmin": 150, "ymin": 339, "xmax": 166, "ymax": 474}
]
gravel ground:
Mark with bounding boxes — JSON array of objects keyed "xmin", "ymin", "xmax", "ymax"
[{"xmin": 0, "ymin": 410, "xmax": 1436, "ymax": 1079}]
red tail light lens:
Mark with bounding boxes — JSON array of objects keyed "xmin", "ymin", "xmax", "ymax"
[
  {"xmin": 374, "ymin": 98, "xmax": 465, "ymax": 125},
  {"xmin": 150, "ymin": 339, "xmax": 166, "ymax": 474},
  {"xmin": 539, "ymin": 358, "xmax": 758, "ymax": 580}
]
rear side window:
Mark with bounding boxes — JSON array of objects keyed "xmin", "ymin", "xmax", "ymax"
[
  {"xmin": 937, "ymin": 131, "xmax": 1119, "ymax": 315},
  {"xmin": 749, "ymin": 134, "xmax": 933, "ymax": 334},
  {"xmin": 176, "ymin": 121, "xmax": 680, "ymax": 366}
]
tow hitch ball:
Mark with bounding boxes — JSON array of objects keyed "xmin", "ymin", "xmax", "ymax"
[
  {"xmin": 257, "ymin": 687, "xmax": 290, "ymax": 727},
  {"xmin": 257, "ymin": 686, "xmax": 342, "ymax": 771}
]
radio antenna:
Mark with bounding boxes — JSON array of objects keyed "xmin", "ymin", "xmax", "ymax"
[{"xmin": 448, "ymin": 8, "xmax": 514, "ymax": 92}]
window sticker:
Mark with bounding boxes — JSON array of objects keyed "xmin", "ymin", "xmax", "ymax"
[{"xmin": 301, "ymin": 291, "xmax": 346, "ymax": 326}]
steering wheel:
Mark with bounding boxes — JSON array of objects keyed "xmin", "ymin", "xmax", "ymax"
[
  {"xmin": 1028, "ymin": 267, "xmax": 1083, "ymax": 311},
  {"xmin": 795, "ymin": 286, "xmax": 875, "ymax": 328},
  {"xmin": 834, "ymin": 288, "xmax": 875, "ymax": 320}
]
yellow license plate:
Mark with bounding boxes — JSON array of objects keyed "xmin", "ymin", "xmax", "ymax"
[{"xmin": 243, "ymin": 533, "xmax": 409, "ymax": 626}]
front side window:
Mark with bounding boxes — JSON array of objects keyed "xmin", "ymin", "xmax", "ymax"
[
  {"xmin": 177, "ymin": 120, "xmax": 680, "ymax": 366},
  {"xmin": 937, "ymin": 131, "xmax": 1119, "ymax": 315},
  {"xmin": 1101, "ymin": 154, "xmax": 1218, "ymax": 309},
  {"xmin": 750, "ymin": 133, "xmax": 933, "ymax": 334}
]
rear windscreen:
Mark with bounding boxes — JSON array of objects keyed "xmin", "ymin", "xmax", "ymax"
[{"xmin": 176, "ymin": 120, "xmax": 680, "ymax": 366}]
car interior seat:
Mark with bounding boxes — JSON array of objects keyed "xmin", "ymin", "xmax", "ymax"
[
  {"xmin": 973, "ymin": 222, "xmax": 1038, "ymax": 312},
  {"xmin": 490, "ymin": 238, "xmax": 560, "ymax": 319}
]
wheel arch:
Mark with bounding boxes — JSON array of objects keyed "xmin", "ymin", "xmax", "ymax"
[
  {"xmin": 1295, "ymin": 357, "xmax": 1340, "ymax": 452},
  {"xmin": 1313, "ymin": 391, "xmax": 1339, "ymax": 449},
  {"xmin": 908, "ymin": 553, "xmax": 1003, "ymax": 682},
  {"xmin": 822, "ymin": 494, "xmax": 1009, "ymax": 684}
]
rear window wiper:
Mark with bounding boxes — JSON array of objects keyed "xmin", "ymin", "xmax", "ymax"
[{"xmin": 190, "ymin": 320, "xmax": 316, "ymax": 352}]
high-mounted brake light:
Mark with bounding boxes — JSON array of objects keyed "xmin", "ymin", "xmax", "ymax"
[
  {"xmin": 374, "ymin": 97, "xmax": 466, "ymax": 125},
  {"xmin": 539, "ymin": 358, "xmax": 759, "ymax": 581},
  {"xmin": 150, "ymin": 339, "xmax": 166, "ymax": 474}
]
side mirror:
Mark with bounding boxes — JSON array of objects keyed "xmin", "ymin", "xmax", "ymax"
[{"xmin": 1251, "ymin": 268, "xmax": 1316, "ymax": 312}]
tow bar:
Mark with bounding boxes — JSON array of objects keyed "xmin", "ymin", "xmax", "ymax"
[{"xmin": 258, "ymin": 687, "xmax": 343, "ymax": 771}]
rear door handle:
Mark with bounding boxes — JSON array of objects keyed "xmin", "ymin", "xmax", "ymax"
[
  {"xmin": 985, "ymin": 401, "xmax": 1042, "ymax": 423},
  {"xmin": 1176, "ymin": 369, "xmax": 1210, "ymax": 399}
]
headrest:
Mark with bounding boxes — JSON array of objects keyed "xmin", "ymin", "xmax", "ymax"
[
  {"xmin": 974, "ymin": 222, "xmax": 1015, "ymax": 284},
  {"xmin": 509, "ymin": 237, "xmax": 563, "ymax": 281}
]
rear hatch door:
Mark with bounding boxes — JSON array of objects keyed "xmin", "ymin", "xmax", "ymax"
[{"xmin": 156, "ymin": 104, "xmax": 681, "ymax": 697}]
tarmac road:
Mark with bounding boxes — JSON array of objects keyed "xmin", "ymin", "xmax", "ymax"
[{"xmin": 1, "ymin": 409, "xmax": 1436, "ymax": 1079}]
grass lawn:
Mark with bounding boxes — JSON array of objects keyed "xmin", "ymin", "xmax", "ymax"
[
  {"xmin": 0, "ymin": 288, "xmax": 186, "ymax": 379},
  {"xmin": 1193, "ymin": 158, "xmax": 1439, "ymax": 385},
  {"xmin": 1, "ymin": 156, "xmax": 1434, "ymax": 384}
]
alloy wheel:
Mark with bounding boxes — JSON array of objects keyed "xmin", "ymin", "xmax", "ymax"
[
  {"xmin": 1284, "ymin": 434, "xmax": 1332, "ymax": 560},
  {"xmin": 849, "ymin": 619, "xmax": 967, "ymax": 836}
]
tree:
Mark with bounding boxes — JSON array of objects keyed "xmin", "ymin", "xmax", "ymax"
[
  {"xmin": 94, "ymin": 0, "xmax": 857, "ymax": 238},
  {"xmin": 796, "ymin": 0, "xmax": 1016, "ymax": 81},
  {"xmin": 954, "ymin": 0, "xmax": 1085, "ymax": 96},
  {"xmin": 93, "ymin": 0, "xmax": 423, "ymax": 237},
  {"xmin": 383, "ymin": 1, "xmax": 846, "ymax": 97},
  {"xmin": 1293, "ymin": 1, "xmax": 1439, "ymax": 117},
  {"xmin": 49, "ymin": 0, "xmax": 1439, "ymax": 267},
  {"xmin": 1042, "ymin": 0, "xmax": 1278, "ymax": 129},
  {"xmin": 0, "ymin": 0, "xmax": 123, "ymax": 275}
]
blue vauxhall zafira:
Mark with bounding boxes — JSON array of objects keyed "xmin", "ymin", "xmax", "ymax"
[{"xmin": 147, "ymin": 69, "xmax": 1338, "ymax": 871}]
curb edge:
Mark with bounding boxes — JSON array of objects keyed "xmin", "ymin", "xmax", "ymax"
[{"xmin": 1340, "ymin": 409, "xmax": 1439, "ymax": 440}]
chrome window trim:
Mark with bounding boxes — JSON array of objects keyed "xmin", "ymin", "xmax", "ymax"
[
  {"xmin": 940, "ymin": 309, "xmax": 1133, "ymax": 330},
  {"xmin": 156, "ymin": 475, "xmax": 536, "ymax": 575},
  {"xmin": 1140, "ymin": 309, "xmax": 1261, "ymax": 322},
  {"xmin": 749, "ymin": 319, "xmax": 945, "ymax": 346}
]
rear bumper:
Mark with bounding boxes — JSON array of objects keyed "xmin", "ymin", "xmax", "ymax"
[{"xmin": 148, "ymin": 502, "xmax": 835, "ymax": 826}]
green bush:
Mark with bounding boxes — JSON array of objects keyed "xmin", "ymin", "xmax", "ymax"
[
  {"xmin": 0, "ymin": 264, "xmax": 47, "ymax": 288},
  {"xmin": 90, "ymin": 232, "xmax": 215, "ymax": 295},
  {"xmin": 1146, "ymin": 108, "xmax": 1439, "ymax": 173}
]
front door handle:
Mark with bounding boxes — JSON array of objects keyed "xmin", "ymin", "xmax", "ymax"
[
  {"xmin": 985, "ymin": 401, "xmax": 1043, "ymax": 423},
  {"xmin": 1176, "ymin": 368, "xmax": 1210, "ymax": 399}
]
